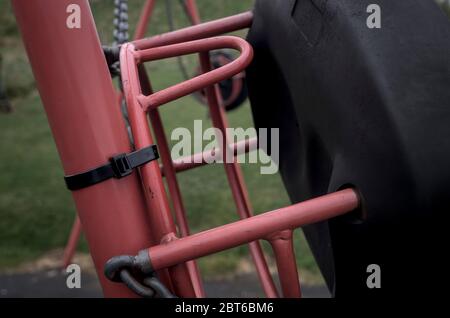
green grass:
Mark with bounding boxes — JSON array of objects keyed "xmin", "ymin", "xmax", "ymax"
[{"xmin": 0, "ymin": 0, "xmax": 322, "ymax": 281}]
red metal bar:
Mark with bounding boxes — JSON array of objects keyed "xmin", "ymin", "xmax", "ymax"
[
  {"xmin": 135, "ymin": 36, "xmax": 253, "ymax": 110},
  {"xmin": 133, "ymin": 0, "xmax": 156, "ymax": 40},
  {"xmin": 184, "ymin": 0, "xmax": 202, "ymax": 25},
  {"xmin": 60, "ymin": 0, "xmax": 156, "ymax": 270},
  {"xmin": 133, "ymin": 11, "xmax": 253, "ymax": 49},
  {"xmin": 160, "ymin": 137, "xmax": 258, "ymax": 175},
  {"xmin": 134, "ymin": 1, "xmax": 205, "ymax": 294},
  {"xmin": 137, "ymin": 64, "xmax": 205, "ymax": 297},
  {"xmin": 121, "ymin": 42, "xmax": 196, "ymax": 297},
  {"xmin": 146, "ymin": 189, "xmax": 359, "ymax": 271},
  {"xmin": 267, "ymin": 230, "xmax": 302, "ymax": 298},
  {"xmin": 62, "ymin": 216, "xmax": 82, "ymax": 269},
  {"xmin": 61, "ymin": 0, "xmax": 185, "ymax": 272},
  {"xmin": 127, "ymin": 17, "xmax": 280, "ymax": 296},
  {"xmin": 150, "ymin": 109, "xmax": 205, "ymax": 297},
  {"xmin": 199, "ymin": 52, "xmax": 278, "ymax": 297},
  {"xmin": 12, "ymin": 0, "xmax": 158, "ymax": 297}
]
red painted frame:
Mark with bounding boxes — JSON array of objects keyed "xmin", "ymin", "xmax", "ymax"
[{"xmin": 13, "ymin": 0, "xmax": 360, "ymax": 297}]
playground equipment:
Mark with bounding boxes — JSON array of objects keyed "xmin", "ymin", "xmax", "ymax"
[{"xmin": 12, "ymin": 0, "xmax": 449, "ymax": 297}]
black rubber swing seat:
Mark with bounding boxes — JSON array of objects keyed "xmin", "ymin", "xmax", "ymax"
[{"xmin": 247, "ymin": 0, "xmax": 450, "ymax": 296}]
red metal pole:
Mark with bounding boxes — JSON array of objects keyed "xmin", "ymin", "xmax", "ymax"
[
  {"xmin": 137, "ymin": 65, "xmax": 205, "ymax": 297},
  {"xmin": 60, "ymin": 0, "xmax": 156, "ymax": 271},
  {"xmin": 267, "ymin": 230, "xmax": 302, "ymax": 298},
  {"xmin": 160, "ymin": 138, "xmax": 258, "ymax": 175},
  {"xmin": 146, "ymin": 189, "xmax": 359, "ymax": 271},
  {"xmin": 12, "ymin": 0, "xmax": 156, "ymax": 297},
  {"xmin": 134, "ymin": 0, "xmax": 156, "ymax": 40},
  {"xmin": 199, "ymin": 52, "xmax": 278, "ymax": 298},
  {"xmin": 121, "ymin": 43, "xmax": 196, "ymax": 297},
  {"xmin": 149, "ymin": 109, "xmax": 205, "ymax": 297},
  {"xmin": 62, "ymin": 216, "xmax": 82, "ymax": 269},
  {"xmin": 133, "ymin": 0, "xmax": 204, "ymax": 296},
  {"xmin": 133, "ymin": 12, "xmax": 253, "ymax": 50},
  {"xmin": 184, "ymin": 0, "xmax": 202, "ymax": 25}
]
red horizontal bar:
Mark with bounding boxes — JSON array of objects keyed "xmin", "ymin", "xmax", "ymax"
[
  {"xmin": 135, "ymin": 36, "xmax": 253, "ymax": 111},
  {"xmin": 160, "ymin": 138, "xmax": 258, "ymax": 175},
  {"xmin": 146, "ymin": 189, "xmax": 360, "ymax": 271},
  {"xmin": 133, "ymin": 11, "xmax": 253, "ymax": 50}
]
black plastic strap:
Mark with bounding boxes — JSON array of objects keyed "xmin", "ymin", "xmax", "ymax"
[{"xmin": 64, "ymin": 145, "xmax": 159, "ymax": 191}]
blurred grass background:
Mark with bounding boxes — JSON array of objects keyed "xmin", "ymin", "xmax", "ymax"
[{"xmin": 0, "ymin": 0, "xmax": 320, "ymax": 283}]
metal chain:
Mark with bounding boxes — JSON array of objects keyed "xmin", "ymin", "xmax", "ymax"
[
  {"xmin": 111, "ymin": 0, "xmax": 135, "ymax": 147},
  {"xmin": 104, "ymin": 254, "xmax": 177, "ymax": 298},
  {"xmin": 108, "ymin": 0, "xmax": 129, "ymax": 76},
  {"xmin": 113, "ymin": 0, "xmax": 129, "ymax": 45}
]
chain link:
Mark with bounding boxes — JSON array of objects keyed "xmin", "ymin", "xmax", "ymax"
[
  {"xmin": 104, "ymin": 254, "xmax": 177, "ymax": 298},
  {"xmin": 113, "ymin": 0, "xmax": 129, "ymax": 45}
]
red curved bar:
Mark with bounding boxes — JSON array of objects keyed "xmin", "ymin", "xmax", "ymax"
[
  {"xmin": 133, "ymin": 11, "xmax": 253, "ymax": 50},
  {"xmin": 134, "ymin": 36, "xmax": 253, "ymax": 111}
]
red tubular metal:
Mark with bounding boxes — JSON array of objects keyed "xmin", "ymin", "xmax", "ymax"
[
  {"xmin": 133, "ymin": 0, "xmax": 156, "ymax": 40},
  {"xmin": 62, "ymin": 216, "xmax": 82, "ymax": 269},
  {"xmin": 49, "ymin": 3, "xmax": 354, "ymax": 298},
  {"xmin": 134, "ymin": 0, "xmax": 205, "ymax": 297},
  {"xmin": 267, "ymin": 230, "xmax": 302, "ymax": 298},
  {"xmin": 12, "ymin": 0, "xmax": 157, "ymax": 297},
  {"xmin": 146, "ymin": 189, "xmax": 359, "ymax": 271},
  {"xmin": 121, "ymin": 43, "xmax": 196, "ymax": 297},
  {"xmin": 135, "ymin": 36, "xmax": 253, "ymax": 110},
  {"xmin": 60, "ymin": 0, "xmax": 157, "ymax": 271},
  {"xmin": 133, "ymin": 11, "xmax": 253, "ymax": 50},
  {"xmin": 149, "ymin": 109, "xmax": 205, "ymax": 297},
  {"xmin": 122, "ymin": 14, "xmax": 282, "ymax": 296},
  {"xmin": 184, "ymin": 0, "xmax": 202, "ymax": 25},
  {"xmin": 137, "ymin": 65, "xmax": 205, "ymax": 297},
  {"xmin": 199, "ymin": 52, "xmax": 278, "ymax": 297},
  {"xmin": 127, "ymin": 29, "xmax": 277, "ymax": 296},
  {"xmin": 161, "ymin": 138, "xmax": 258, "ymax": 175}
]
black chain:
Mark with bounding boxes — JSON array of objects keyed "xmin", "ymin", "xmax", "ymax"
[
  {"xmin": 110, "ymin": 0, "xmax": 135, "ymax": 146},
  {"xmin": 106, "ymin": 0, "xmax": 129, "ymax": 76},
  {"xmin": 104, "ymin": 254, "xmax": 177, "ymax": 298}
]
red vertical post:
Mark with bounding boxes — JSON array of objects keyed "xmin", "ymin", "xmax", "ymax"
[
  {"xmin": 149, "ymin": 110, "xmax": 206, "ymax": 297},
  {"xmin": 12, "ymin": 0, "xmax": 155, "ymax": 297},
  {"xmin": 267, "ymin": 230, "xmax": 302, "ymax": 297},
  {"xmin": 138, "ymin": 67, "xmax": 205, "ymax": 297},
  {"xmin": 134, "ymin": 0, "xmax": 156, "ymax": 40},
  {"xmin": 121, "ymin": 44, "xmax": 196, "ymax": 297},
  {"xmin": 62, "ymin": 216, "xmax": 82, "ymax": 269},
  {"xmin": 184, "ymin": 0, "xmax": 202, "ymax": 25},
  {"xmin": 60, "ymin": 0, "xmax": 156, "ymax": 272},
  {"xmin": 198, "ymin": 52, "xmax": 279, "ymax": 298}
]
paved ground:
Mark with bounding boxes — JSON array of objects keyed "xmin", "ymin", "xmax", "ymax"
[{"xmin": 0, "ymin": 269, "xmax": 330, "ymax": 298}]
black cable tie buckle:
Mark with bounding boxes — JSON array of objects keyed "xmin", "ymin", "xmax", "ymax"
[{"xmin": 64, "ymin": 145, "xmax": 159, "ymax": 191}]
